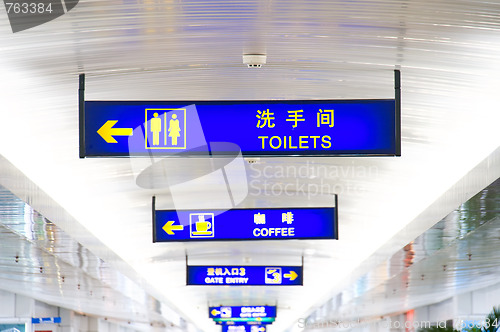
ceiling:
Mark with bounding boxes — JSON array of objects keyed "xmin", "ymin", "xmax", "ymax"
[{"xmin": 1, "ymin": 0, "xmax": 500, "ymax": 331}]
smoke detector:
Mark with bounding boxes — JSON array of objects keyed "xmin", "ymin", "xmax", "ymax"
[{"xmin": 242, "ymin": 54, "xmax": 266, "ymax": 68}]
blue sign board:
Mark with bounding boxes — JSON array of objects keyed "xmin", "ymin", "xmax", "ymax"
[
  {"xmin": 32, "ymin": 317, "xmax": 62, "ymax": 324},
  {"xmin": 187, "ymin": 265, "xmax": 303, "ymax": 286},
  {"xmin": 209, "ymin": 306, "xmax": 277, "ymax": 319},
  {"xmin": 153, "ymin": 207, "xmax": 337, "ymax": 242},
  {"xmin": 216, "ymin": 321, "xmax": 272, "ymax": 326},
  {"xmin": 215, "ymin": 318, "xmax": 275, "ymax": 324},
  {"xmin": 222, "ymin": 325, "xmax": 267, "ymax": 332},
  {"xmin": 81, "ymin": 99, "xmax": 400, "ymax": 157}
]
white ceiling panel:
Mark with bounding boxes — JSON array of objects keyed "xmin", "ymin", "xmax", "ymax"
[{"xmin": 1, "ymin": 0, "xmax": 500, "ymax": 331}]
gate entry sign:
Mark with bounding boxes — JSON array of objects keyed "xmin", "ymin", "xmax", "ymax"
[{"xmin": 187, "ymin": 265, "xmax": 303, "ymax": 286}]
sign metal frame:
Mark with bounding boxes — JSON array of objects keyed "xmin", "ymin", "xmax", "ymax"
[
  {"xmin": 209, "ymin": 306, "xmax": 277, "ymax": 320},
  {"xmin": 152, "ymin": 196, "xmax": 338, "ymax": 243},
  {"xmin": 79, "ymin": 71, "xmax": 401, "ymax": 158},
  {"xmin": 186, "ymin": 263, "xmax": 304, "ymax": 286}
]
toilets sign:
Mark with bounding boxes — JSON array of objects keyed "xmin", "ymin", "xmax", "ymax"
[
  {"xmin": 80, "ymin": 71, "xmax": 400, "ymax": 157},
  {"xmin": 81, "ymin": 100, "xmax": 399, "ymax": 157},
  {"xmin": 153, "ymin": 207, "xmax": 337, "ymax": 242}
]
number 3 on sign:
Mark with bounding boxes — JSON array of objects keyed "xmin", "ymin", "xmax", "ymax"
[{"xmin": 265, "ymin": 268, "xmax": 282, "ymax": 284}]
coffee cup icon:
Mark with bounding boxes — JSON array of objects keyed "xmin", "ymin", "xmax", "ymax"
[
  {"xmin": 190, "ymin": 213, "xmax": 215, "ymax": 238},
  {"xmin": 195, "ymin": 215, "xmax": 211, "ymax": 233}
]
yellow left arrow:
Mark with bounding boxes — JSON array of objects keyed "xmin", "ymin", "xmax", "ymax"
[
  {"xmin": 162, "ymin": 220, "xmax": 184, "ymax": 235},
  {"xmin": 97, "ymin": 120, "xmax": 133, "ymax": 143},
  {"xmin": 211, "ymin": 309, "xmax": 220, "ymax": 316}
]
